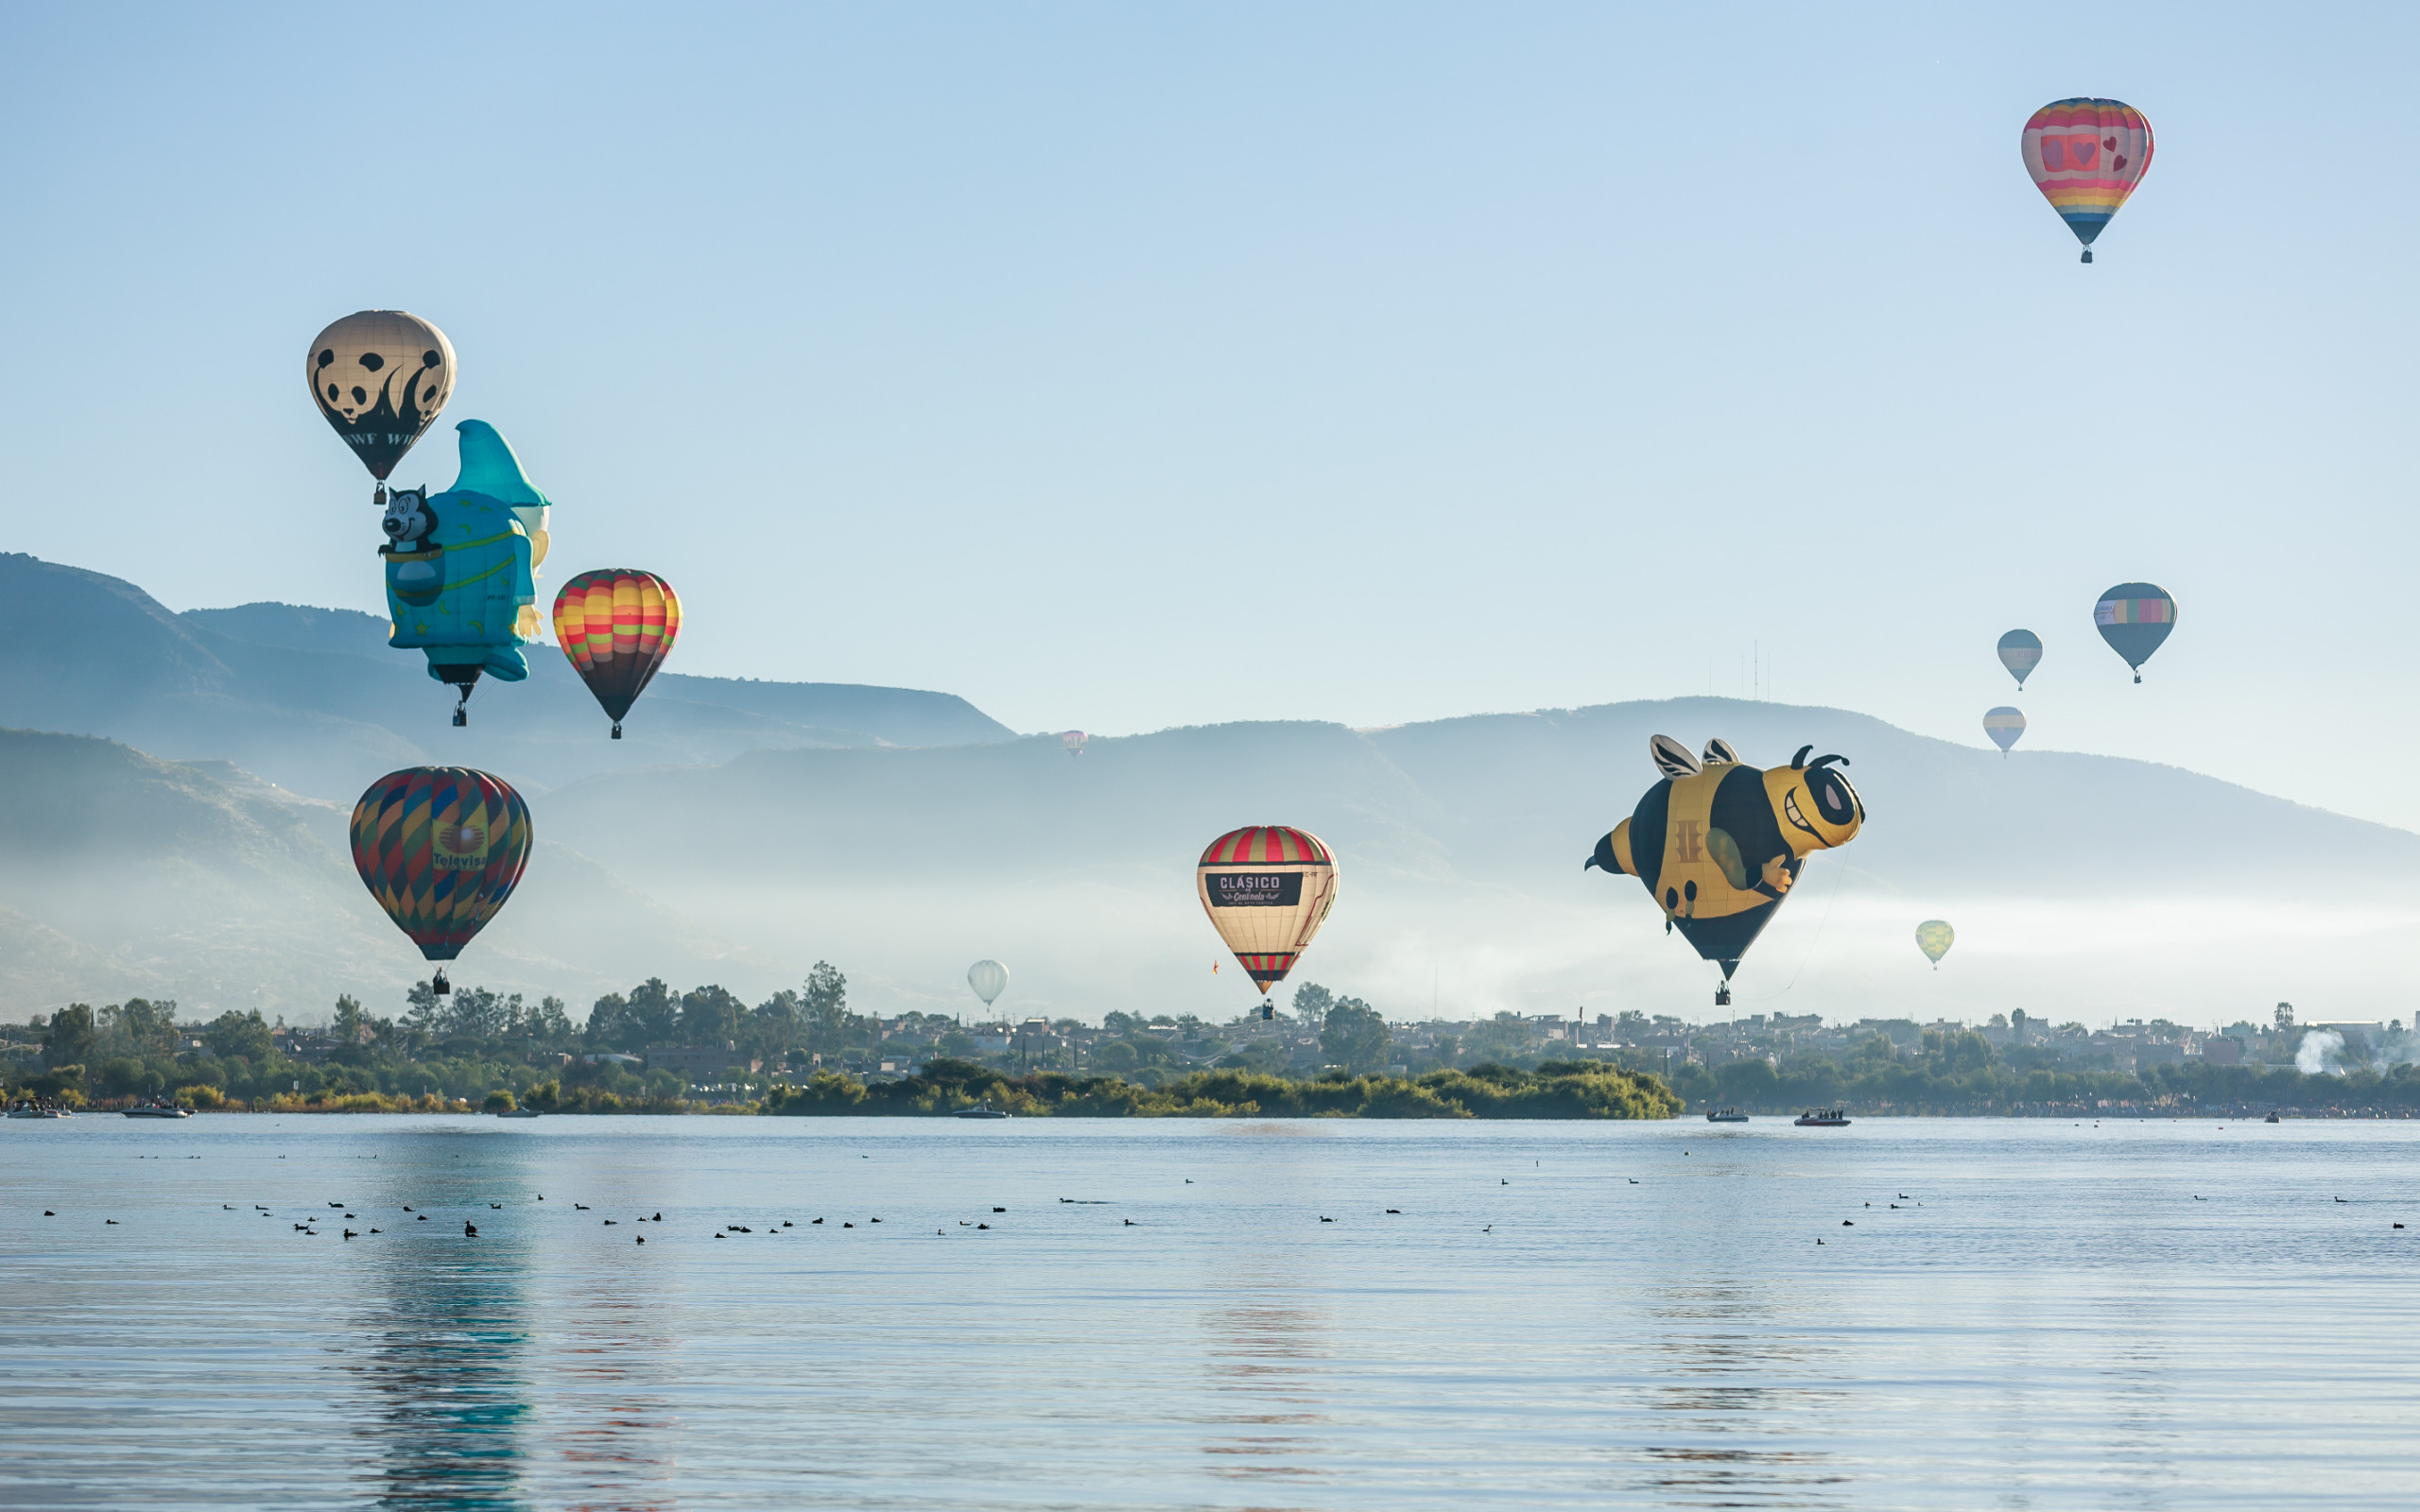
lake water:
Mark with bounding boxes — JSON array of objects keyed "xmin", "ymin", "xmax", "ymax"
[{"xmin": 2, "ymin": 1114, "xmax": 2413, "ymax": 1509}]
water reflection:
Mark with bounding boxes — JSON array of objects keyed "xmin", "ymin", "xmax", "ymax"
[
  {"xmin": 343, "ymin": 1233, "xmax": 535, "ymax": 1509},
  {"xmin": 531, "ymin": 1280, "xmax": 680, "ymax": 1510},
  {"xmin": 1198, "ymin": 1291, "xmax": 1336, "ymax": 1489}
]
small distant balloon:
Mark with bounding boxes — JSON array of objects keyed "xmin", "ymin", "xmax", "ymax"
[
  {"xmin": 2021, "ymin": 98, "xmax": 2153, "ymax": 264},
  {"xmin": 307, "ymin": 311, "xmax": 457, "ymax": 495},
  {"xmin": 1996, "ymin": 630, "xmax": 2041, "ymax": 689},
  {"xmin": 1061, "ymin": 730, "xmax": 1087, "ymax": 757},
  {"xmin": 2094, "ymin": 582, "xmax": 2176, "ymax": 683},
  {"xmin": 1982, "ymin": 707, "xmax": 2026, "ymax": 755},
  {"xmin": 967, "ymin": 959, "xmax": 1010, "ymax": 1007},
  {"xmin": 1915, "ymin": 920, "xmax": 1955, "ymax": 968}
]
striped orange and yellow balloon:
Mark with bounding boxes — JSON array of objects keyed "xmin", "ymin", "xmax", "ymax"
[
  {"xmin": 551, "ymin": 569, "xmax": 682, "ymax": 737},
  {"xmin": 350, "ymin": 767, "xmax": 533, "ymax": 962}
]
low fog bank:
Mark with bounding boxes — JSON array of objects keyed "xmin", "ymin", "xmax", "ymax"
[
  {"xmin": 8, "ymin": 694, "xmax": 2420, "ymax": 1031},
  {"xmin": 636, "ymin": 870, "xmax": 2420, "ymax": 1033}
]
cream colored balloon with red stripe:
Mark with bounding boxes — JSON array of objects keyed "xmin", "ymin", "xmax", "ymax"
[{"xmin": 1197, "ymin": 826, "xmax": 1339, "ymax": 1016}]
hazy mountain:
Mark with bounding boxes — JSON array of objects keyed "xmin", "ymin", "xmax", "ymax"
[
  {"xmin": 0, "ymin": 729, "xmax": 760, "ymax": 1019},
  {"xmin": 0, "ymin": 553, "xmax": 1016, "ymax": 802},
  {"xmin": 8, "ymin": 546, "xmax": 2413, "ymax": 1028},
  {"xmin": 528, "ymin": 703, "xmax": 2420, "ymax": 1029}
]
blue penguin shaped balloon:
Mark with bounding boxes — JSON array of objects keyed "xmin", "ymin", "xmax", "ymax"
[{"xmin": 378, "ymin": 421, "xmax": 547, "ymax": 726}]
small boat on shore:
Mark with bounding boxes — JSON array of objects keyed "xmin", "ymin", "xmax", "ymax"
[
  {"xmin": 1704, "ymin": 1108, "xmax": 1749, "ymax": 1124},
  {"xmin": 956, "ymin": 1100, "xmax": 1010, "ymax": 1120},
  {"xmin": 1793, "ymin": 1108, "xmax": 1851, "ymax": 1127},
  {"xmin": 121, "ymin": 1103, "xmax": 191, "ymax": 1119}
]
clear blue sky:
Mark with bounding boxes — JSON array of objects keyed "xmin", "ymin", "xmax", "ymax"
[{"xmin": 6, "ymin": 3, "xmax": 2418, "ymax": 825}]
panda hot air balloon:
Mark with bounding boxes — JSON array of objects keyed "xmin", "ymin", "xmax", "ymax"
[
  {"xmin": 1585, "ymin": 736, "xmax": 1865, "ymax": 1005},
  {"xmin": 553, "ymin": 571, "xmax": 683, "ymax": 738},
  {"xmin": 1198, "ymin": 827, "xmax": 1340, "ymax": 1022},
  {"xmin": 307, "ymin": 311, "xmax": 457, "ymax": 505},
  {"xmin": 350, "ymin": 766, "xmax": 532, "ymax": 996}
]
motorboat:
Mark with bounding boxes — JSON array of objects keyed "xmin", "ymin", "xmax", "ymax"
[
  {"xmin": 1704, "ymin": 1108, "xmax": 1750, "ymax": 1124},
  {"xmin": 956, "ymin": 1100, "xmax": 1011, "ymax": 1120},
  {"xmin": 1793, "ymin": 1109, "xmax": 1851, "ymax": 1126},
  {"xmin": 7, "ymin": 1103, "xmax": 70, "ymax": 1119},
  {"xmin": 2265, "ymin": 1110, "xmax": 2281, "ymax": 1124},
  {"xmin": 494, "ymin": 1108, "xmax": 542, "ymax": 1119},
  {"xmin": 121, "ymin": 1103, "xmax": 191, "ymax": 1119}
]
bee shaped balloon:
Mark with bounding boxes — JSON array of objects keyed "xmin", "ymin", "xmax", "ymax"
[{"xmin": 1585, "ymin": 735, "xmax": 1864, "ymax": 999}]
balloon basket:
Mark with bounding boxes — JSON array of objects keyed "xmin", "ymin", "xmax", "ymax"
[
  {"xmin": 611, "ymin": 723, "xmax": 623, "ymax": 740},
  {"xmin": 2082, "ymin": 249, "xmax": 2093, "ymax": 264},
  {"xmin": 433, "ymin": 970, "xmax": 451, "ymax": 996}
]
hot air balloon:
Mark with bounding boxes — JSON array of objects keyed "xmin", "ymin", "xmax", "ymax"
[
  {"xmin": 350, "ymin": 767, "xmax": 532, "ymax": 996},
  {"xmin": 2021, "ymin": 98, "xmax": 2153, "ymax": 264},
  {"xmin": 967, "ymin": 960, "xmax": 1010, "ymax": 1010},
  {"xmin": 380, "ymin": 421, "xmax": 544, "ymax": 725},
  {"xmin": 553, "ymin": 571, "xmax": 681, "ymax": 739},
  {"xmin": 1585, "ymin": 736, "xmax": 1865, "ymax": 1004},
  {"xmin": 307, "ymin": 311, "xmax": 457, "ymax": 504},
  {"xmin": 2094, "ymin": 582, "xmax": 2176, "ymax": 683},
  {"xmin": 1997, "ymin": 629, "xmax": 2042, "ymax": 689},
  {"xmin": 1983, "ymin": 707, "xmax": 2026, "ymax": 755},
  {"xmin": 1061, "ymin": 731, "xmax": 1087, "ymax": 757},
  {"xmin": 1915, "ymin": 920, "xmax": 1954, "ymax": 969},
  {"xmin": 1198, "ymin": 827, "xmax": 1340, "ymax": 1022}
]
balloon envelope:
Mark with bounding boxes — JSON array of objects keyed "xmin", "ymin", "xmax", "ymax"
[
  {"xmin": 553, "ymin": 570, "xmax": 682, "ymax": 733},
  {"xmin": 1197, "ymin": 826, "xmax": 1339, "ymax": 996},
  {"xmin": 307, "ymin": 311, "xmax": 457, "ymax": 481},
  {"xmin": 2094, "ymin": 582, "xmax": 2176, "ymax": 679},
  {"xmin": 1061, "ymin": 730, "xmax": 1087, "ymax": 756},
  {"xmin": 1996, "ymin": 629, "xmax": 2042, "ymax": 688},
  {"xmin": 1915, "ymin": 919, "xmax": 1955, "ymax": 965},
  {"xmin": 967, "ymin": 959, "xmax": 1010, "ymax": 1006},
  {"xmin": 1982, "ymin": 707, "xmax": 2027, "ymax": 752},
  {"xmin": 350, "ymin": 767, "xmax": 532, "ymax": 961},
  {"xmin": 2021, "ymin": 99, "xmax": 2152, "ymax": 258},
  {"xmin": 1585, "ymin": 736, "xmax": 1866, "ymax": 981}
]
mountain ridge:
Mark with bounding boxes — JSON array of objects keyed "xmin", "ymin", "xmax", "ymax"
[{"xmin": 0, "ymin": 553, "xmax": 1018, "ymax": 801}]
